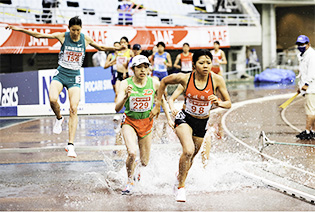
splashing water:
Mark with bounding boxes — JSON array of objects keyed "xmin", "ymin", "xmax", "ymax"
[{"xmin": 98, "ymin": 143, "xmax": 264, "ymax": 196}]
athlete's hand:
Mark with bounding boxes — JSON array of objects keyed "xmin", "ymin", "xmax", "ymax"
[
  {"xmin": 124, "ymin": 84, "xmax": 133, "ymax": 99},
  {"xmin": 209, "ymin": 94, "xmax": 220, "ymax": 106},
  {"xmin": 149, "ymin": 105, "xmax": 160, "ymax": 120},
  {"xmin": 110, "ymin": 59, "xmax": 117, "ymax": 65},
  {"xmin": 117, "ymin": 44, "xmax": 127, "ymax": 51},
  {"xmin": 123, "ymin": 72, "xmax": 127, "ymax": 79},
  {"xmin": 5, "ymin": 25, "xmax": 18, "ymax": 30},
  {"xmin": 167, "ymin": 119, "xmax": 175, "ymax": 130},
  {"xmin": 171, "ymin": 108, "xmax": 179, "ymax": 117}
]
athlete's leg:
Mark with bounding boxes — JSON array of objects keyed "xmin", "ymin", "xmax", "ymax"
[
  {"xmin": 68, "ymin": 86, "xmax": 80, "ymax": 144},
  {"xmin": 201, "ymin": 131, "xmax": 211, "ymax": 167},
  {"xmin": 114, "ymin": 80, "xmax": 121, "ymax": 102},
  {"xmin": 138, "ymin": 133, "xmax": 152, "ymax": 167},
  {"xmin": 190, "ymin": 136, "xmax": 204, "ymax": 167},
  {"xmin": 49, "ymin": 80, "xmax": 64, "ymax": 119},
  {"xmin": 112, "ymin": 84, "xmax": 116, "ymax": 94},
  {"xmin": 121, "ymin": 124, "xmax": 138, "ymax": 181},
  {"xmin": 306, "ymin": 115, "xmax": 315, "ymax": 131},
  {"xmin": 115, "ymin": 80, "xmax": 121, "ymax": 103},
  {"xmin": 176, "ymin": 123, "xmax": 194, "ymax": 188}
]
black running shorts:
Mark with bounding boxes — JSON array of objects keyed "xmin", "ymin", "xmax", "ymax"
[{"xmin": 174, "ymin": 110, "xmax": 209, "ymax": 138}]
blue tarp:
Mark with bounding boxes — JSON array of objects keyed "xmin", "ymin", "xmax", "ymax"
[{"xmin": 254, "ymin": 68, "xmax": 295, "ymax": 83}]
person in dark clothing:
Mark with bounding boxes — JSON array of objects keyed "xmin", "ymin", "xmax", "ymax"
[{"xmin": 42, "ymin": 0, "xmax": 59, "ymax": 23}]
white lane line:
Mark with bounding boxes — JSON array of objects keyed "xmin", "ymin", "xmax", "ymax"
[
  {"xmin": 221, "ymin": 93, "xmax": 315, "ymax": 204},
  {"xmin": 281, "ymin": 97, "xmax": 304, "ymax": 133},
  {"xmin": 221, "ymin": 93, "xmax": 315, "ymax": 178}
]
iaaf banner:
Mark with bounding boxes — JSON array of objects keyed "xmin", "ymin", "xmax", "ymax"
[{"xmin": 0, "ymin": 22, "xmax": 230, "ymax": 54}]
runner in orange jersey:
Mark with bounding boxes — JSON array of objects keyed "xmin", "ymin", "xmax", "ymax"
[{"xmin": 150, "ymin": 50, "xmax": 231, "ymax": 202}]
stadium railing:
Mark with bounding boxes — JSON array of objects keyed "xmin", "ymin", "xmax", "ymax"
[{"xmin": 0, "ymin": 4, "xmax": 260, "ymax": 27}]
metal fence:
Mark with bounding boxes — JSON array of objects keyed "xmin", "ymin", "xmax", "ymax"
[{"xmin": 224, "ymin": 65, "xmax": 262, "ymax": 81}]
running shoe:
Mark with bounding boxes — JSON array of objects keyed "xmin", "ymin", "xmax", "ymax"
[
  {"xmin": 175, "ymin": 187, "xmax": 186, "ymax": 202},
  {"xmin": 53, "ymin": 117, "xmax": 64, "ymax": 134},
  {"xmin": 296, "ymin": 130, "xmax": 312, "ymax": 140},
  {"xmin": 65, "ymin": 144, "xmax": 77, "ymax": 158},
  {"xmin": 121, "ymin": 182, "xmax": 134, "ymax": 195}
]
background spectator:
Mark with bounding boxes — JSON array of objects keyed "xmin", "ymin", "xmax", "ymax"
[
  {"xmin": 92, "ymin": 51, "xmax": 107, "ymax": 67},
  {"xmin": 117, "ymin": 0, "xmax": 144, "ymax": 25}
]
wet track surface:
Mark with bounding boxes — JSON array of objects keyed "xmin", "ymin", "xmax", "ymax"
[{"xmin": 1, "ymin": 82, "xmax": 315, "ymax": 211}]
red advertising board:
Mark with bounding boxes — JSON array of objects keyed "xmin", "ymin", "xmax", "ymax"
[{"xmin": 0, "ymin": 23, "xmax": 230, "ymax": 54}]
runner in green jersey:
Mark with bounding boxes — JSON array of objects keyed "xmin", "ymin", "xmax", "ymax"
[{"xmin": 115, "ymin": 55, "xmax": 173, "ymax": 195}]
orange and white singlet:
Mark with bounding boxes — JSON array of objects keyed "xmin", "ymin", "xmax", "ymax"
[
  {"xmin": 184, "ymin": 72, "xmax": 214, "ymax": 117},
  {"xmin": 180, "ymin": 52, "xmax": 193, "ymax": 73},
  {"xmin": 210, "ymin": 49, "xmax": 222, "ymax": 74}
]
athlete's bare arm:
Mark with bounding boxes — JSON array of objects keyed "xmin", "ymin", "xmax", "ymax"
[
  {"xmin": 104, "ymin": 54, "xmax": 116, "ymax": 69},
  {"xmin": 5, "ymin": 25, "xmax": 65, "ymax": 43},
  {"xmin": 115, "ymin": 79, "xmax": 130, "ymax": 112},
  {"xmin": 211, "ymin": 74, "xmax": 231, "ymax": 109},
  {"xmin": 168, "ymin": 84, "xmax": 184, "ymax": 117},
  {"xmin": 150, "ymin": 54, "xmax": 155, "ymax": 67},
  {"xmin": 220, "ymin": 51, "xmax": 227, "ymax": 65},
  {"xmin": 174, "ymin": 54, "xmax": 181, "ymax": 69},
  {"xmin": 85, "ymin": 35, "xmax": 125, "ymax": 52},
  {"xmin": 152, "ymin": 78, "xmax": 174, "ymax": 128},
  {"xmin": 166, "ymin": 53, "xmax": 172, "ymax": 68},
  {"xmin": 150, "ymin": 73, "xmax": 188, "ymax": 119}
]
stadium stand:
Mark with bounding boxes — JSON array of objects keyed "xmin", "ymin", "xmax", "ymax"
[{"xmin": 0, "ymin": 0, "xmax": 256, "ymax": 26}]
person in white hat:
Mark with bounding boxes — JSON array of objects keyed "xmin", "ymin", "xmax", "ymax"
[
  {"xmin": 115, "ymin": 55, "xmax": 174, "ymax": 195},
  {"xmin": 295, "ymin": 35, "xmax": 315, "ymax": 140}
]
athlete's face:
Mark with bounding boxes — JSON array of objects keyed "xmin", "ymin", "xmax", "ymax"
[
  {"xmin": 194, "ymin": 55, "xmax": 212, "ymax": 76},
  {"xmin": 214, "ymin": 43, "xmax": 220, "ymax": 50},
  {"xmin": 157, "ymin": 45, "xmax": 165, "ymax": 53},
  {"xmin": 69, "ymin": 25, "xmax": 82, "ymax": 41},
  {"xmin": 120, "ymin": 39, "xmax": 128, "ymax": 46},
  {"xmin": 133, "ymin": 63, "xmax": 149, "ymax": 79},
  {"xmin": 183, "ymin": 45, "xmax": 189, "ymax": 53},
  {"xmin": 133, "ymin": 49, "xmax": 142, "ymax": 56}
]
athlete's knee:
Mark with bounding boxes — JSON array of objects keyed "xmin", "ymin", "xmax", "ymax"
[
  {"xmin": 49, "ymin": 96, "xmax": 59, "ymax": 105},
  {"xmin": 182, "ymin": 148, "xmax": 194, "ymax": 158},
  {"xmin": 140, "ymin": 158, "xmax": 149, "ymax": 167},
  {"xmin": 127, "ymin": 150, "xmax": 137, "ymax": 160},
  {"xmin": 69, "ymin": 105, "xmax": 78, "ymax": 115}
]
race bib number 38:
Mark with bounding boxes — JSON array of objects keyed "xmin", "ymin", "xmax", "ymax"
[{"xmin": 130, "ymin": 96, "xmax": 152, "ymax": 112}]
